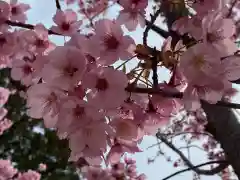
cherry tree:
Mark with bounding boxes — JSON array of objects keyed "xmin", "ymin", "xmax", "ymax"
[{"xmin": 1, "ymin": 0, "xmax": 240, "ymax": 179}]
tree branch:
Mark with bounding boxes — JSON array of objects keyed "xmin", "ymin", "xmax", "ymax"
[
  {"xmin": 145, "ymin": 19, "xmax": 169, "ymax": 38},
  {"xmin": 5, "ymin": 20, "xmax": 61, "ymax": 35},
  {"xmin": 125, "ymin": 86, "xmax": 240, "ymax": 109},
  {"xmin": 201, "ymin": 101, "xmax": 240, "ymax": 178},
  {"xmin": 151, "ymin": 47, "xmax": 159, "ymax": 88},
  {"xmin": 55, "ymin": 0, "xmax": 61, "ymax": 10},
  {"xmin": 162, "ymin": 160, "xmax": 228, "ymax": 180},
  {"xmin": 157, "ymin": 133, "xmax": 228, "ymax": 176},
  {"xmin": 143, "ymin": 8, "xmax": 162, "ymax": 46}
]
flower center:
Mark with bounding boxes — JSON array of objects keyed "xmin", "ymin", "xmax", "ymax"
[
  {"xmin": 61, "ymin": 22, "xmax": 70, "ymax": 31},
  {"xmin": 206, "ymin": 33, "xmax": 220, "ymax": 43},
  {"xmin": 22, "ymin": 65, "xmax": 33, "ymax": 75},
  {"xmin": 74, "ymin": 105, "xmax": 85, "ymax": 118},
  {"xmin": 132, "ymin": 0, "xmax": 141, "ymax": 5},
  {"xmin": 11, "ymin": 6, "xmax": 20, "ymax": 15},
  {"xmin": 64, "ymin": 66, "xmax": 78, "ymax": 77},
  {"xmin": 0, "ymin": 36, "xmax": 6, "ymax": 46},
  {"xmin": 35, "ymin": 39, "xmax": 49, "ymax": 48},
  {"xmin": 193, "ymin": 55, "xmax": 205, "ymax": 69},
  {"xmin": 104, "ymin": 34, "xmax": 119, "ymax": 50},
  {"xmin": 116, "ymin": 121, "xmax": 134, "ymax": 139},
  {"xmin": 95, "ymin": 78, "xmax": 108, "ymax": 91}
]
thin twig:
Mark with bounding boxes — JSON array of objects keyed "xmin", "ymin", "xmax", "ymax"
[
  {"xmin": 145, "ymin": 19, "xmax": 169, "ymax": 38},
  {"xmin": 143, "ymin": 8, "xmax": 162, "ymax": 46},
  {"xmin": 162, "ymin": 160, "xmax": 228, "ymax": 180},
  {"xmin": 157, "ymin": 133, "xmax": 228, "ymax": 176},
  {"xmin": 55, "ymin": 0, "xmax": 61, "ymax": 10},
  {"xmin": 5, "ymin": 20, "xmax": 62, "ymax": 36}
]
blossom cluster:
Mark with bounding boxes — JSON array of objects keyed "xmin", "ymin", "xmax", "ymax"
[
  {"xmin": 0, "ymin": 157, "xmax": 43, "ymax": 180},
  {"xmin": 81, "ymin": 157, "xmax": 146, "ymax": 180},
  {"xmin": 0, "ymin": 0, "xmax": 239, "ymax": 179}
]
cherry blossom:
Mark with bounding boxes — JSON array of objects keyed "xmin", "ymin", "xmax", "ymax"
[
  {"xmin": 69, "ymin": 120, "xmax": 112, "ymax": 165},
  {"xmin": 0, "ymin": 159, "xmax": 17, "ymax": 180},
  {"xmin": 38, "ymin": 163, "xmax": 47, "ymax": 172},
  {"xmin": 10, "ymin": 56, "xmax": 39, "ymax": 86},
  {"xmin": 0, "ymin": 1, "xmax": 10, "ymax": 23},
  {"xmin": 26, "ymin": 83, "xmax": 66, "ymax": 128},
  {"xmin": 202, "ymin": 11, "xmax": 237, "ymax": 56},
  {"xmin": 117, "ymin": 0, "xmax": 147, "ymax": 31},
  {"xmin": 22, "ymin": 24, "xmax": 55, "ymax": 54},
  {"xmin": 17, "ymin": 170, "xmax": 41, "ymax": 180},
  {"xmin": 1, "ymin": 0, "xmax": 240, "ymax": 179},
  {"xmin": 87, "ymin": 19, "xmax": 136, "ymax": 65},
  {"xmin": 41, "ymin": 46, "xmax": 87, "ymax": 90},
  {"xmin": 0, "ymin": 87, "xmax": 10, "ymax": 107},
  {"xmin": 179, "ymin": 43, "xmax": 222, "ymax": 80},
  {"xmin": 9, "ymin": 0, "xmax": 30, "ymax": 23},
  {"xmin": 51, "ymin": 9, "xmax": 82, "ymax": 36},
  {"xmin": 82, "ymin": 67, "xmax": 128, "ymax": 109},
  {"xmin": 56, "ymin": 99, "xmax": 102, "ymax": 139}
]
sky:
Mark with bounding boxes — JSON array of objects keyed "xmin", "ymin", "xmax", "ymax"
[{"xmin": 14, "ymin": 0, "xmax": 240, "ymax": 179}]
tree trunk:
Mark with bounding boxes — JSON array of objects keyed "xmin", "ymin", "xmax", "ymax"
[{"xmin": 202, "ymin": 102, "xmax": 240, "ymax": 179}]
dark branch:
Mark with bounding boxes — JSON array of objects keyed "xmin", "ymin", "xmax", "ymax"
[
  {"xmin": 145, "ymin": 19, "xmax": 169, "ymax": 38},
  {"xmin": 162, "ymin": 160, "xmax": 228, "ymax": 180},
  {"xmin": 157, "ymin": 133, "xmax": 228, "ymax": 176},
  {"xmin": 231, "ymin": 79, "xmax": 240, "ymax": 84},
  {"xmin": 55, "ymin": 0, "xmax": 61, "ymax": 10},
  {"xmin": 151, "ymin": 47, "xmax": 159, "ymax": 88},
  {"xmin": 143, "ymin": 9, "xmax": 162, "ymax": 46},
  {"xmin": 5, "ymin": 20, "xmax": 61, "ymax": 36},
  {"xmin": 125, "ymin": 86, "xmax": 240, "ymax": 109}
]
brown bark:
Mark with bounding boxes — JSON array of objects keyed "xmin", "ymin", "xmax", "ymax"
[{"xmin": 202, "ymin": 102, "xmax": 240, "ymax": 178}]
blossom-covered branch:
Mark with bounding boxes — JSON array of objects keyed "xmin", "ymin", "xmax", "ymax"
[
  {"xmin": 5, "ymin": 20, "xmax": 61, "ymax": 35},
  {"xmin": 162, "ymin": 160, "xmax": 228, "ymax": 180},
  {"xmin": 157, "ymin": 132, "xmax": 229, "ymax": 176},
  {"xmin": 126, "ymin": 86, "xmax": 240, "ymax": 109}
]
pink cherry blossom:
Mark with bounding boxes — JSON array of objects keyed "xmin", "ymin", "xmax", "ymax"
[
  {"xmin": 0, "ymin": 108, "xmax": 7, "ymax": 121},
  {"xmin": 26, "ymin": 83, "xmax": 66, "ymax": 128},
  {"xmin": 56, "ymin": 99, "xmax": 102, "ymax": 139},
  {"xmin": 0, "ymin": 118, "xmax": 12, "ymax": 135},
  {"xmin": 87, "ymin": 19, "xmax": 135, "ymax": 65},
  {"xmin": 172, "ymin": 15, "xmax": 203, "ymax": 40},
  {"xmin": 117, "ymin": 0, "xmax": 147, "ymax": 31},
  {"xmin": 9, "ymin": 0, "xmax": 30, "ymax": 23},
  {"xmin": 0, "ymin": 1, "xmax": 11, "ymax": 23},
  {"xmin": 22, "ymin": 24, "xmax": 55, "ymax": 54},
  {"xmin": 17, "ymin": 170, "xmax": 41, "ymax": 180},
  {"xmin": 82, "ymin": 67, "xmax": 128, "ymax": 109},
  {"xmin": 51, "ymin": 9, "xmax": 82, "ymax": 36},
  {"xmin": 183, "ymin": 74, "xmax": 231, "ymax": 111},
  {"xmin": 65, "ymin": 0, "xmax": 76, "ymax": 5},
  {"xmin": 192, "ymin": 0, "xmax": 225, "ymax": 15},
  {"xmin": 0, "ymin": 159, "xmax": 17, "ymax": 180},
  {"xmin": 179, "ymin": 43, "xmax": 222, "ymax": 80},
  {"xmin": 221, "ymin": 55, "xmax": 240, "ymax": 81},
  {"xmin": 0, "ymin": 87, "xmax": 10, "ymax": 107},
  {"xmin": 42, "ymin": 46, "xmax": 87, "ymax": 90},
  {"xmin": 10, "ymin": 56, "xmax": 39, "ymax": 86},
  {"xmin": 202, "ymin": 10, "xmax": 237, "ymax": 56},
  {"xmin": 106, "ymin": 139, "xmax": 142, "ymax": 165},
  {"xmin": 81, "ymin": 166, "xmax": 112, "ymax": 180},
  {"xmin": 110, "ymin": 118, "xmax": 142, "ymax": 142},
  {"xmin": 38, "ymin": 163, "xmax": 46, "ymax": 172},
  {"xmin": 0, "ymin": 32, "xmax": 16, "ymax": 57},
  {"xmin": 68, "ymin": 120, "xmax": 112, "ymax": 164}
]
